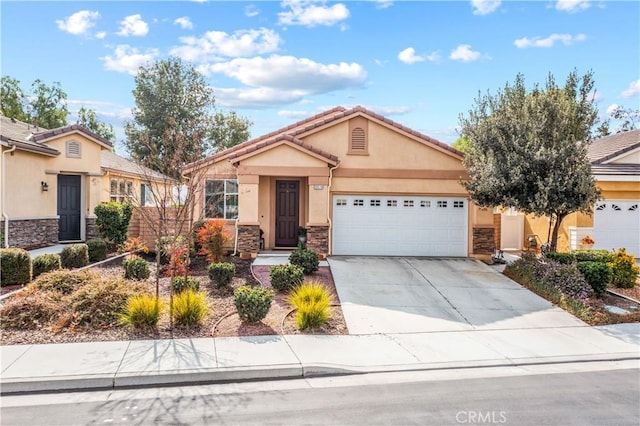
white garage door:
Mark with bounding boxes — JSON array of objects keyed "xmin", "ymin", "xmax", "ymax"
[
  {"xmin": 593, "ymin": 200, "xmax": 640, "ymax": 257},
  {"xmin": 332, "ymin": 195, "xmax": 468, "ymax": 256}
]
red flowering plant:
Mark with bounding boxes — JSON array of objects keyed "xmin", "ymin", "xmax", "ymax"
[
  {"xmin": 581, "ymin": 235, "xmax": 595, "ymax": 245},
  {"xmin": 162, "ymin": 236, "xmax": 190, "ymax": 278},
  {"xmin": 197, "ymin": 219, "xmax": 231, "ymax": 263}
]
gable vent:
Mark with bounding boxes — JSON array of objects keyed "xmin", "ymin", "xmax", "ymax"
[
  {"xmin": 351, "ymin": 127, "xmax": 366, "ymax": 151},
  {"xmin": 66, "ymin": 140, "xmax": 81, "ymax": 158}
]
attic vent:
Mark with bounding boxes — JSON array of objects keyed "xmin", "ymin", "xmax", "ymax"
[
  {"xmin": 66, "ymin": 140, "xmax": 81, "ymax": 158},
  {"xmin": 351, "ymin": 128, "xmax": 366, "ymax": 151}
]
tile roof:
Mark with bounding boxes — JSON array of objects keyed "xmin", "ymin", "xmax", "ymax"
[
  {"xmin": 227, "ymin": 134, "xmax": 339, "ymax": 164},
  {"xmin": 0, "ymin": 115, "xmax": 60, "ymax": 156},
  {"xmin": 184, "ymin": 105, "xmax": 462, "ymax": 173},
  {"xmin": 588, "ymin": 129, "xmax": 640, "ymax": 164},
  {"xmin": 101, "ymin": 151, "xmax": 171, "ymax": 181},
  {"xmin": 32, "ymin": 124, "xmax": 113, "ymax": 148}
]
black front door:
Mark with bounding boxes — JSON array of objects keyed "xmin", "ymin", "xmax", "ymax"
[
  {"xmin": 275, "ymin": 180, "xmax": 299, "ymax": 247},
  {"xmin": 58, "ymin": 175, "xmax": 81, "ymax": 241}
]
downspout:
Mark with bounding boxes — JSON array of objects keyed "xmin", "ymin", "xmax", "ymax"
[
  {"xmin": 2, "ymin": 144, "xmax": 17, "ymax": 248},
  {"xmin": 232, "ymin": 164, "xmax": 239, "ymax": 256},
  {"xmin": 326, "ymin": 162, "xmax": 340, "ymax": 256}
]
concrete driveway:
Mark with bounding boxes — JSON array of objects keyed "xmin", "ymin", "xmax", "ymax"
[{"xmin": 327, "ymin": 257, "xmax": 586, "ymax": 335}]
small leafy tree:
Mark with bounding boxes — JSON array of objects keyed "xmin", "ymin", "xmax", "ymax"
[
  {"xmin": 459, "ymin": 70, "xmax": 600, "ymax": 251},
  {"xmin": 94, "ymin": 202, "xmax": 133, "ymax": 246},
  {"xmin": 197, "ymin": 219, "xmax": 231, "ymax": 263},
  {"xmin": 76, "ymin": 106, "xmax": 115, "ymax": 141}
]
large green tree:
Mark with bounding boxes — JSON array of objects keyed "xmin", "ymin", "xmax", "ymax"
[
  {"xmin": 451, "ymin": 135, "xmax": 471, "ymax": 153},
  {"xmin": 459, "ymin": 70, "xmax": 600, "ymax": 251},
  {"xmin": 76, "ymin": 106, "xmax": 115, "ymax": 141},
  {"xmin": 1, "ymin": 76, "xmax": 28, "ymax": 121},
  {"xmin": 0, "ymin": 76, "xmax": 68, "ymax": 128},
  {"xmin": 124, "ymin": 57, "xmax": 251, "ymax": 178}
]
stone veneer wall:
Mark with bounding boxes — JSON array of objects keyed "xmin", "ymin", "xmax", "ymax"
[
  {"xmin": 237, "ymin": 224, "xmax": 260, "ymax": 258},
  {"xmin": 473, "ymin": 226, "xmax": 495, "ymax": 254},
  {"xmin": 86, "ymin": 217, "xmax": 99, "ymax": 240},
  {"xmin": 306, "ymin": 225, "xmax": 329, "ymax": 258},
  {"xmin": 0, "ymin": 218, "xmax": 58, "ymax": 249}
]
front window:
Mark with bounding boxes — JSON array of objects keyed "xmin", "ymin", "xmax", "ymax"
[
  {"xmin": 205, "ymin": 179, "xmax": 238, "ymax": 219},
  {"xmin": 110, "ymin": 178, "xmax": 133, "ymax": 203},
  {"xmin": 140, "ymin": 183, "xmax": 154, "ymax": 206}
]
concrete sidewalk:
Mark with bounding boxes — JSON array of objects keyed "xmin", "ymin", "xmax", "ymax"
[{"xmin": 2, "ymin": 324, "xmax": 639, "ymax": 395}]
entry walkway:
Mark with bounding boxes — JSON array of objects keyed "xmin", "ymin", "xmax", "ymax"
[{"xmin": 28, "ymin": 244, "xmax": 66, "ymax": 258}]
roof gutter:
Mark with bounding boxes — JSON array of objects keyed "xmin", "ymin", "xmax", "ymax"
[{"xmin": 2, "ymin": 144, "xmax": 17, "ymax": 247}]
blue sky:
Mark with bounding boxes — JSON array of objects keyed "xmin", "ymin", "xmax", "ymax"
[{"xmin": 2, "ymin": 1, "xmax": 639, "ymax": 155}]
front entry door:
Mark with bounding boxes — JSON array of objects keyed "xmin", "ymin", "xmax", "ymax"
[
  {"xmin": 58, "ymin": 175, "xmax": 81, "ymax": 241},
  {"xmin": 275, "ymin": 180, "xmax": 299, "ymax": 247}
]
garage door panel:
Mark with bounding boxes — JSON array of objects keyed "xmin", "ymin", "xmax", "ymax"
[
  {"xmin": 593, "ymin": 200, "xmax": 640, "ymax": 256},
  {"xmin": 332, "ymin": 195, "xmax": 468, "ymax": 256}
]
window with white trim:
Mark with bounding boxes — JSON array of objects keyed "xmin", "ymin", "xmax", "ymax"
[
  {"xmin": 205, "ymin": 179, "xmax": 238, "ymax": 219},
  {"xmin": 437, "ymin": 200, "xmax": 448, "ymax": 208},
  {"xmin": 110, "ymin": 178, "xmax": 133, "ymax": 202},
  {"xmin": 370, "ymin": 199, "xmax": 381, "ymax": 207},
  {"xmin": 353, "ymin": 199, "xmax": 364, "ymax": 206},
  {"xmin": 453, "ymin": 201, "xmax": 464, "ymax": 208},
  {"xmin": 140, "ymin": 183, "xmax": 154, "ymax": 207}
]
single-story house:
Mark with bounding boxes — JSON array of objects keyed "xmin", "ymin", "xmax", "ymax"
[
  {"xmin": 0, "ymin": 115, "xmax": 169, "ymax": 249},
  {"xmin": 184, "ymin": 106, "xmax": 495, "ymax": 259},
  {"xmin": 499, "ymin": 129, "xmax": 640, "ymax": 256}
]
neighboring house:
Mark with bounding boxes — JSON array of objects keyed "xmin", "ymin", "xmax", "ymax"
[
  {"xmin": 501, "ymin": 130, "xmax": 640, "ymax": 256},
  {"xmin": 0, "ymin": 115, "xmax": 170, "ymax": 249},
  {"xmin": 184, "ymin": 106, "xmax": 495, "ymax": 259}
]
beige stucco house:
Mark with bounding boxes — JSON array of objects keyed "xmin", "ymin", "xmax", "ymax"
[
  {"xmin": 185, "ymin": 106, "xmax": 495, "ymax": 259},
  {"xmin": 1, "ymin": 115, "xmax": 169, "ymax": 249}
]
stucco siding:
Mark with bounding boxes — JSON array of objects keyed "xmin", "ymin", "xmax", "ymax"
[
  {"xmin": 5, "ymin": 150, "xmax": 57, "ymax": 217},
  {"xmin": 46, "ymin": 135, "xmax": 103, "ymax": 174}
]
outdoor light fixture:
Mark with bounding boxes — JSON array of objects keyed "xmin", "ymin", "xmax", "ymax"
[{"xmin": 41, "ymin": 181, "xmax": 49, "ymax": 191}]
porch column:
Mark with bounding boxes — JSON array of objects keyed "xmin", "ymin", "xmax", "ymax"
[
  {"xmin": 306, "ymin": 176, "xmax": 330, "ymax": 258},
  {"xmin": 237, "ymin": 176, "xmax": 260, "ymax": 259}
]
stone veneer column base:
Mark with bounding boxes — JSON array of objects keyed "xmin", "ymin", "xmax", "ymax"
[
  {"xmin": 86, "ymin": 217, "xmax": 99, "ymax": 240},
  {"xmin": 2, "ymin": 218, "xmax": 59, "ymax": 249},
  {"xmin": 473, "ymin": 226, "xmax": 496, "ymax": 255},
  {"xmin": 237, "ymin": 224, "xmax": 260, "ymax": 259},
  {"xmin": 306, "ymin": 225, "xmax": 329, "ymax": 259}
]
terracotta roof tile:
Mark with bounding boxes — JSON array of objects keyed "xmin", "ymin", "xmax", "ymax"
[
  {"xmin": 32, "ymin": 123, "xmax": 113, "ymax": 148},
  {"xmin": 588, "ymin": 130, "xmax": 640, "ymax": 164}
]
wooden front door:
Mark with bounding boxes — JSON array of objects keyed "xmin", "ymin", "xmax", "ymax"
[
  {"xmin": 275, "ymin": 180, "xmax": 299, "ymax": 247},
  {"xmin": 58, "ymin": 175, "xmax": 81, "ymax": 241}
]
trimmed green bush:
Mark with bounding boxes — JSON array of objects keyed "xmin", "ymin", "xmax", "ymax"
[
  {"xmin": 32, "ymin": 269, "xmax": 93, "ymax": 295},
  {"xmin": 60, "ymin": 244, "xmax": 89, "ymax": 269},
  {"xmin": 269, "ymin": 264, "xmax": 304, "ymax": 292},
  {"xmin": 577, "ymin": 261, "xmax": 612, "ymax": 296},
  {"xmin": 120, "ymin": 295, "xmax": 163, "ymax": 328},
  {"xmin": 172, "ymin": 275, "xmax": 200, "ymax": 293},
  {"xmin": 608, "ymin": 248, "xmax": 640, "ymax": 289},
  {"xmin": 123, "ymin": 255, "xmax": 150, "ymax": 280},
  {"xmin": 32, "ymin": 254, "xmax": 61, "ymax": 279},
  {"xmin": 208, "ymin": 262, "xmax": 235, "ymax": 287},
  {"xmin": 234, "ymin": 285, "xmax": 274, "ymax": 323},
  {"xmin": 0, "ymin": 248, "xmax": 31, "ymax": 286},
  {"xmin": 289, "ymin": 246, "xmax": 319, "ymax": 275},
  {"xmin": 287, "ymin": 281, "xmax": 333, "ymax": 330},
  {"xmin": 573, "ymin": 249, "xmax": 614, "ymax": 263},
  {"xmin": 94, "ymin": 201, "xmax": 133, "ymax": 245},
  {"xmin": 544, "ymin": 252, "xmax": 575, "ymax": 264},
  {"xmin": 86, "ymin": 239, "xmax": 107, "ymax": 263},
  {"xmin": 172, "ymin": 289, "xmax": 209, "ymax": 327}
]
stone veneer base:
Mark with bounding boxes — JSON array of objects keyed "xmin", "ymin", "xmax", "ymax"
[{"xmin": 1, "ymin": 218, "xmax": 59, "ymax": 249}]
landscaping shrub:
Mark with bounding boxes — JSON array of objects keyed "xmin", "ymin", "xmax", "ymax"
[
  {"xmin": 31, "ymin": 269, "xmax": 94, "ymax": 295},
  {"xmin": 0, "ymin": 288, "xmax": 62, "ymax": 329},
  {"xmin": 287, "ymin": 281, "xmax": 333, "ymax": 330},
  {"xmin": 269, "ymin": 264, "xmax": 304, "ymax": 292},
  {"xmin": 94, "ymin": 201, "xmax": 133, "ymax": 246},
  {"xmin": 123, "ymin": 255, "xmax": 150, "ymax": 280},
  {"xmin": 172, "ymin": 275, "xmax": 200, "ymax": 293},
  {"xmin": 86, "ymin": 239, "xmax": 107, "ymax": 263},
  {"xmin": 289, "ymin": 246, "xmax": 319, "ymax": 275},
  {"xmin": 160, "ymin": 236, "xmax": 189, "ymax": 277},
  {"xmin": 60, "ymin": 244, "xmax": 89, "ymax": 269},
  {"xmin": 535, "ymin": 260, "xmax": 592, "ymax": 300},
  {"xmin": 120, "ymin": 294, "xmax": 162, "ymax": 328},
  {"xmin": 544, "ymin": 251, "xmax": 575, "ymax": 264},
  {"xmin": 208, "ymin": 262, "xmax": 235, "ymax": 287},
  {"xmin": 577, "ymin": 261, "xmax": 612, "ymax": 296},
  {"xmin": 191, "ymin": 219, "xmax": 207, "ymax": 255},
  {"xmin": 233, "ymin": 285, "xmax": 274, "ymax": 323},
  {"xmin": 573, "ymin": 249, "xmax": 614, "ymax": 263},
  {"xmin": 608, "ymin": 248, "xmax": 640, "ymax": 289},
  {"xmin": 197, "ymin": 219, "xmax": 231, "ymax": 263},
  {"xmin": 32, "ymin": 254, "xmax": 61, "ymax": 279},
  {"xmin": 0, "ymin": 248, "xmax": 31, "ymax": 286},
  {"xmin": 172, "ymin": 289, "xmax": 210, "ymax": 327}
]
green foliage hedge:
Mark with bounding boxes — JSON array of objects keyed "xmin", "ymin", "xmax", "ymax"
[
  {"xmin": 172, "ymin": 275, "xmax": 200, "ymax": 294},
  {"xmin": 234, "ymin": 285, "xmax": 274, "ymax": 323},
  {"xmin": 86, "ymin": 239, "xmax": 107, "ymax": 263},
  {"xmin": 94, "ymin": 201, "xmax": 133, "ymax": 245},
  {"xmin": 208, "ymin": 262, "xmax": 235, "ymax": 287},
  {"xmin": 0, "ymin": 248, "xmax": 31, "ymax": 286},
  {"xmin": 544, "ymin": 252, "xmax": 575, "ymax": 264},
  {"xmin": 573, "ymin": 249, "xmax": 614, "ymax": 263},
  {"xmin": 608, "ymin": 248, "xmax": 639, "ymax": 289},
  {"xmin": 289, "ymin": 246, "xmax": 319, "ymax": 275},
  {"xmin": 269, "ymin": 264, "xmax": 304, "ymax": 292},
  {"xmin": 32, "ymin": 254, "xmax": 61, "ymax": 279},
  {"xmin": 60, "ymin": 244, "xmax": 89, "ymax": 269},
  {"xmin": 123, "ymin": 255, "xmax": 150, "ymax": 280},
  {"xmin": 577, "ymin": 261, "xmax": 611, "ymax": 296}
]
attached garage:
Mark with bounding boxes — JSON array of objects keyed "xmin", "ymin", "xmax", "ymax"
[
  {"xmin": 593, "ymin": 200, "xmax": 640, "ymax": 256},
  {"xmin": 332, "ymin": 195, "xmax": 468, "ymax": 256}
]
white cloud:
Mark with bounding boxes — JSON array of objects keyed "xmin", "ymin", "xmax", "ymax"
[
  {"xmin": 67, "ymin": 99, "xmax": 132, "ymax": 121},
  {"xmin": 621, "ymin": 79, "xmax": 640, "ymax": 98},
  {"xmin": 174, "ymin": 16, "xmax": 193, "ymax": 30},
  {"xmin": 95, "ymin": 31, "xmax": 107, "ymax": 39},
  {"xmin": 398, "ymin": 47, "xmax": 425, "ymax": 64},
  {"xmin": 471, "ymin": 0, "xmax": 501, "ymax": 15},
  {"xmin": 117, "ymin": 14, "xmax": 149, "ymax": 37},
  {"xmin": 368, "ymin": 105, "xmax": 411, "ymax": 115},
  {"xmin": 555, "ymin": 0, "xmax": 590, "ymax": 13},
  {"xmin": 101, "ymin": 45, "xmax": 159, "ymax": 75},
  {"xmin": 449, "ymin": 44, "xmax": 482, "ymax": 62},
  {"xmin": 373, "ymin": 0, "xmax": 394, "ymax": 9},
  {"xmin": 170, "ymin": 28, "xmax": 281, "ymax": 62},
  {"xmin": 278, "ymin": 0, "xmax": 349, "ymax": 27},
  {"xmin": 245, "ymin": 5, "xmax": 260, "ymax": 17},
  {"xmin": 213, "ymin": 87, "xmax": 309, "ymax": 108},
  {"xmin": 56, "ymin": 10, "xmax": 100, "ymax": 36},
  {"xmin": 514, "ymin": 33, "xmax": 587, "ymax": 48},
  {"xmin": 606, "ymin": 103, "xmax": 619, "ymax": 115},
  {"xmin": 278, "ymin": 110, "xmax": 310, "ymax": 118}
]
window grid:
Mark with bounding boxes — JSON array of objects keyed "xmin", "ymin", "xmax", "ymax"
[
  {"xmin": 353, "ymin": 199, "xmax": 364, "ymax": 206},
  {"xmin": 370, "ymin": 199, "xmax": 381, "ymax": 207},
  {"xmin": 387, "ymin": 200, "xmax": 398, "ymax": 207},
  {"xmin": 336, "ymin": 199, "xmax": 347, "ymax": 206},
  {"xmin": 453, "ymin": 201, "xmax": 464, "ymax": 208},
  {"xmin": 437, "ymin": 201, "xmax": 448, "ymax": 208},
  {"xmin": 420, "ymin": 200, "xmax": 431, "ymax": 208},
  {"xmin": 403, "ymin": 200, "xmax": 414, "ymax": 207},
  {"xmin": 205, "ymin": 179, "xmax": 238, "ymax": 219}
]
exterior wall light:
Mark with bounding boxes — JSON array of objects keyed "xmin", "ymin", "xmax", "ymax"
[{"xmin": 41, "ymin": 181, "xmax": 49, "ymax": 191}]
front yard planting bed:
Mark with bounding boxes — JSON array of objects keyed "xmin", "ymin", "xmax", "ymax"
[{"xmin": 0, "ymin": 254, "xmax": 348, "ymax": 346}]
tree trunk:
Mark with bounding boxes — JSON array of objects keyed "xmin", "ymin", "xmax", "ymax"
[{"xmin": 549, "ymin": 213, "xmax": 566, "ymax": 252}]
